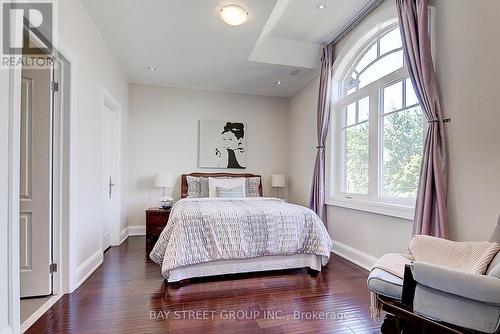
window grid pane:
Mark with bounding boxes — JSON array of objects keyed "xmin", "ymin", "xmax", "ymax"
[
  {"xmin": 343, "ymin": 122, "xmax": 369, "ymax": 194},
  {"xmin": 380, "ymin": 27, "xmax": 402, "ymax": 55},
  {"xmin": 341, "ymin": 96, "xmax": 370, "ymax": 194},
  {"xmin": 381, "ymin": 106, "xmax": 424, "ymax": 198},
  {"xmin": 341, "ymin": 96, "xmax": 370, "ymax": 130},
  {"xmin": 383, "ymin": 80, "xmax": 403, "ymax": 114},
  {"xmin": 355, "ymin": 42, "xmax": 377, "ymax": 73},
  {"xmin": 345, "ymin": 102, "xmax": 356, "ymax": 127},
  {"xmin": 358, "ymin": 50, "xmax": 404, "ymax": 89},
  {"xmin": 358, "ymin": 96, "xmax": 370, "ymax": 122}
]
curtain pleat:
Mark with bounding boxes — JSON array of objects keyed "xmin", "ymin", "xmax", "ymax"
[
  {"xmin": 309, "ymin": 44, "xmax": 335, "ymax": 225},
  {"xmin": 396, "ymin": 0, "xmax": 448, "ymax": 238}
]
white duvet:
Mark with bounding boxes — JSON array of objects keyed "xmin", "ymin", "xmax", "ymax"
[{"xmin": 150, "ymin": 197, "xmax": 333, "ymax": 279}]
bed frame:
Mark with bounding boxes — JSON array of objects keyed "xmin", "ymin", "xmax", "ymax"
[{"xmin": 180, "ymin": 172, "xmax": 263, "ymax": 198}]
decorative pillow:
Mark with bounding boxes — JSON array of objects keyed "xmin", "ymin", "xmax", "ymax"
[
  {"xmin": 208, "ymin": 177, "xmax": 246, "ymax": 197},
  {"xmin": 200, "ymin": 177, "xmax": 209, "ymax": 197},
  {"xmin": 187, "ymin": 176, "xmax": 259, "ymax": 197},
  {"xmin": 409, "ymin": 235, "xmax": 500, "ymax": 274},
  {"xmin": 186, "ymin": 176, "xmax": 201, "ymax": 198},
  {"xmin": 246, "ymin": 177, "xmax": 261, "ymax": 197},
  {"xmin": 216, "ymin": 186, "xmax": 245, "ymax": 198}
]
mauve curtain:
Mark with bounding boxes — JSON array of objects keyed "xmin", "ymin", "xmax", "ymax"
[
  {"xmin": 397, "ymin": 0, "xmax": 448, "ymax": 238},
  {"xmin": 309, "ymin": 44, "xmax": 335, "ymax": 224}
]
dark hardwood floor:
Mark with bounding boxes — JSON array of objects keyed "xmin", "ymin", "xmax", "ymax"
[{"xmin": 26, "ymin": 237, "xmax": 382, "ymax": 334}]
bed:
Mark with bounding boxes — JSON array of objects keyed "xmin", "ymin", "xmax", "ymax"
[{"xmin": 150, "ymin": 172, "xmax": 333, "ymax": 283}]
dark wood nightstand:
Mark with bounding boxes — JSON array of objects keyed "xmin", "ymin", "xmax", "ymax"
[{"xmin": 145, "ymin": 207, "xmax": 170, "ymax": 260}]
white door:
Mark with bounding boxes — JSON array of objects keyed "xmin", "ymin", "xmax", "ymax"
[
  {"xmin": 20, "ymin": 65, "xmax": 53, "ymax": 297},
  {"xmin": 101, "ymin": 104, "xmax": 119, "ymax": 250}
]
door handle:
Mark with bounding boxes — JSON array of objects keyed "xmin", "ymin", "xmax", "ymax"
[{"xmin": 109, "ymin": 176, "xmax": 115, "ymax": 198}]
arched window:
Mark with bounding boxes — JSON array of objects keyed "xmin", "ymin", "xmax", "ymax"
[
  {"xmin": 330, "ymin": 23, "xmax": 424, "ymax": 218},
  {"xmin": 342, "ymin": 26, "xmax": 403, "ymax": 96}
]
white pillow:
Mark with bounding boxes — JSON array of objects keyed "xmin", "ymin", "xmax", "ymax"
[
  {"xmin": 216, "ymin": 186, "xmax": 245, "ymax": 198},
  {"xmin": 208, "ymin": 177, "xmax": 246, "ymax": 197}
]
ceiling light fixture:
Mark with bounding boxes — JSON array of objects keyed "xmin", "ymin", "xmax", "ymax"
[
  {"xmin": 315, "ymin": 3, "xmax": 328, "ymax": 9},
  {"xmin": 147, "ymin": 67, "xmax": 157, "ymax": 72},
  {"xmin": 275, "ymin": 80, "xmax": 283, "ymax": 85},
  {"xmin": 220, "ymin": 5, "xmax": 248, "ymax": 26}
]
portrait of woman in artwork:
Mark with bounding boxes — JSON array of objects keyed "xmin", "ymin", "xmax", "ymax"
[
  {"xmin": 198, "ymin": 120, "xmax": 247, "ymax": 169},
  {"xmin": 215, "ymin": 122, "xmax": 246, "ymax": 169}
]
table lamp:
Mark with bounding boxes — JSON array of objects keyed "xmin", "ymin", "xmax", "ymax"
[
  {"xmin": 271, "ymin": 174, "xmax": 286, "ymax": 199},
  {"xmin": 154, "ymin": 173, "xmax": 173, "ymax": 208}
]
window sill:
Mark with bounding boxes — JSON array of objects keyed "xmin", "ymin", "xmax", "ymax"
[{"xmin": 326, "ymin": 197, "xmax": 414, "ymax": 221}]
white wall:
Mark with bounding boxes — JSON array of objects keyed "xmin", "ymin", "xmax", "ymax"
[
  {"xmin": 288, "ymin": 76, "xmax": 318, "ymax": 206},
  {"xmin": 127, "ymin": 84, "xmax": 289, "ymax": 228},
  {"xmin": 58, "ymin": 0, "xmax": 129, "ymax": 290},
  {"xmin": 431, "ymin": 0, "xmax": 500, "ymax": 242},
  {"xmin": 288, "ymin": 0, "xmax": 500, "ymax": 265}
]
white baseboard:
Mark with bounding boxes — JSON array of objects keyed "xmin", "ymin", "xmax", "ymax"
[
  {"xmin": 332, "ymin": 240, "xmax": 377, "ymax": 271},
  {"xmin": 21, "ymin": 294, "xmax": 63, "ymax": 333},
  {"xmin": 120, "ymin": 227, "xmax": 129, "ymax": 244},
  {"xmin": 74, "ymin": 250, "xmax": 103, "ymax": 290},
  {"xmin": 127, "ymin": 225, "xmax": 145, "ymax": 236},
  {"xmin": 119, "ymin": 225, "xmax": 145, "ymax": 245}
]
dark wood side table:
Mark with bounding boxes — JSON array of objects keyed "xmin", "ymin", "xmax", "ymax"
[{"xmin": 145, "ymin": 207, "xmax": 170, "ymax": 260}]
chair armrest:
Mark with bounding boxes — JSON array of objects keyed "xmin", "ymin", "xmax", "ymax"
[{"xmin": 411, "ymin": 261, "xmax": 500, "ymax": 305}]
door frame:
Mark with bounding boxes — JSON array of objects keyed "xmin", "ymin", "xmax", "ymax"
[
  {"xmin": 99, "ymin": 89, "xmax": 123, "ymax": 249},
  {"xmin": 50, "ymin": 50, "xmax": 72, "ymax": 297},
  {"xmin": 4, "ymin": 26, "xmax": 74, "ymax": 334},
  {"xmin": 5, "ymin": 50, "xmax": 22, "ymax": 334}
]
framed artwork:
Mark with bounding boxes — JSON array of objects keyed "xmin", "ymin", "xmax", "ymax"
[{"xmin": 199, "ymin": 120, "xmax": 247, "ymax": 169}]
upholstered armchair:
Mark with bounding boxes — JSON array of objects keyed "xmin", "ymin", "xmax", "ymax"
[{"xmin": 368, "ymin": 216, "xmax": 500, "ymax": 333}]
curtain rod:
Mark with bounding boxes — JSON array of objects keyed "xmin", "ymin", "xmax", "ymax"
[{"xmin": 327, "ymin": 0, "xmax": 386, "ymax": 46}]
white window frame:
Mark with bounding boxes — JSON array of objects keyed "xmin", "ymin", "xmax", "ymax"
[{"xmin": 327, "ymin": 23, "xmax": 422, "ymax": 220}]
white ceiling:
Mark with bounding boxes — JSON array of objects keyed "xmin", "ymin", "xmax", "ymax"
[
  {"xmin": 271, "ymin": 0, "xmax": 371, "ymax": 43},
  {"xmin": 82, "ymin": 0, "xmax": 372, "ymax": 97}
]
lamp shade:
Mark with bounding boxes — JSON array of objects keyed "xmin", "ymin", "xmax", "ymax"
[
  {"xmin": 154, "ymin": 174, "xmax": 173, "ymax": 188},
  {"xmin": 271, "ymin": 174, "xmax": 286, "ymax": 188}
]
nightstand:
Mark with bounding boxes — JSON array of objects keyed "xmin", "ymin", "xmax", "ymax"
[{"xmin": 145, "ymin": 207, "xmax": 170, "ymax": 260}]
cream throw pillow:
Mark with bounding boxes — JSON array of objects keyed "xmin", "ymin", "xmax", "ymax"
[
  {"xmin": 409, "ymin": 235, "xmax": 500, "ymax": 274},
  {"xmin": 208, "ymin": 177, "xmax": 246, "ymax": 197}
]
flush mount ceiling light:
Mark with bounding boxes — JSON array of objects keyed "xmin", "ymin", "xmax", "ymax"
[
  {"xmin": 147, "ymin": 67, "xmax": 157, "ymax": 72},
  {"xmin": 220, "ymin": 5, "xmax": 248, "ymax": 26},
  {"xmin": 275, "ymin": 80, "xmax": 283, "ymax": 85},
  {"xmin": 315, "ymin": 3, "xmax": 328, "ymax": 9}
]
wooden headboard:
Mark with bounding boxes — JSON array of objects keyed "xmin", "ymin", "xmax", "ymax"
[{"xmin": 181, "ymin": 173, "xmax": 263, "ymax": 198}]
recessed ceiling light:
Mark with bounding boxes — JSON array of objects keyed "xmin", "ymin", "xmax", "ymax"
[
  {"xmin": 147, "ymin": 67, "xmax": 157, "ymax": 72},
  {"xmin": 315, "ymin": 3, "xmax": 328, "ymax": 9},
  {"xmin": 275, "ymin": 80, "xmax": 283, "ymax": 85},
  {"xmin": 220, "ymin": 5, "xmax": 248, "ymax": 26}
]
